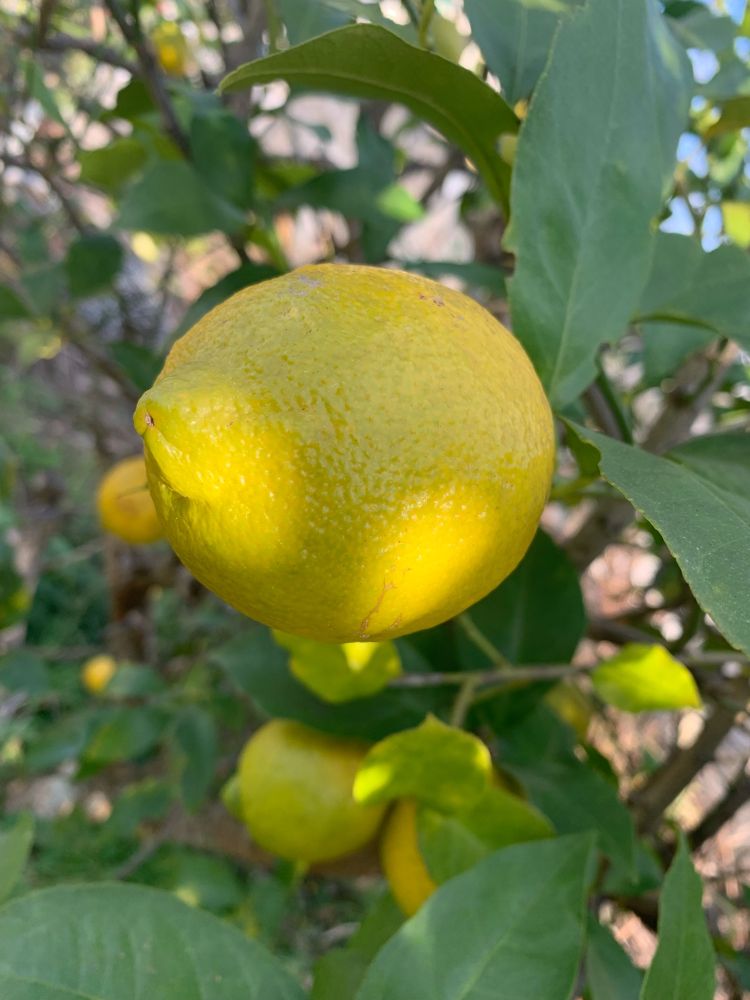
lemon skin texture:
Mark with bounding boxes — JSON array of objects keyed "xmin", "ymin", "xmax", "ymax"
[
  {"xmin": 81, "ymin": 654, "xmax": 117, "ymax": 695},
  {"xmin": 134, "ymin": 265, "xmax": 555, "ymax": 642},
  {"xmin": 237, "ymin": 719, "xmax": 386, "ymax": 864},
  {"xmin": 380, "ymin": 798, "xmax": 437, "ymax": 917},
  {"xmin": 96, "ymin": 455, "xmax": 163, "ymax": 545}
]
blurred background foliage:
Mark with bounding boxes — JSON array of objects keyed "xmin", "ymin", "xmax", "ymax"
[{"xmin": 0, "ymin": 0, "xmax": 749, "ymax": 996}]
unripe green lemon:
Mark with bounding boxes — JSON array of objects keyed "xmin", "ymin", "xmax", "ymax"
[
  {"xmin": 237, "ymin": 719, "xmax": 386, "ymax": 863},
  {"xmin": 96, "ymin": 456, "xmax": 162, "ymax": 545},
  {"xmin": 135, "ymin": 265, "xmax": 554, "ymax": 642}
]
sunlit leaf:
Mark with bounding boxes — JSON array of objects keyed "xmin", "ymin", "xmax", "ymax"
[
  {"xmin": 592, "ymin": 643, "xmax": 701, "ymax": 713},
  {"xmin": 273, "ymin": 632, "xmax": 402, "ymax": 703}
]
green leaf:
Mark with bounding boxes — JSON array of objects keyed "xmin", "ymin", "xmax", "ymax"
[
  {"xmin": 84, "ymin": 707, "xmax": 166, "ymax": 765},
  {"xmin": 398, "ymin": 260, "xmax": 506, "ymax": 296},
  {"xmin": 78, "ymin": 138, "xmax": 147, "ymax": 195},
  {"xmin": 277, "ymin": 0, "xmax": 350, "ymax": 44},
  {"xmin": 353, "ymin": 715, "xmax": 492, "ymax": 811},
  {"xmin": 273, "ymin": 632, "xmax": 402, "ymax": 703},
  {"xmin": 117, "ymin": 162, "xmax": 246, "ymax": 236},
  {"xmin": 107, "ymin": 779, "xmax": 173, "ymax": 837},
  {"xmin": 0, "ymin": 287, "xmax": 31, "ymax": 324},
  {"xmin": 569, "ymin": 425, "xmax": 750, "ymax": 657},
  {"xmin": 669, "ymin": 7, "xmax": 737, "ymax": 50},
  {"xmin": 0, "ymin": 650, "xmax": 50, "ymax": 695},
  {"xmin": 176, "ymin": 262, "xmax": 279, "ymax": 336},
  {"xmin": 0, "ymin": 883, "xmax": 306, "ymax": 999},
  {"xmin": 705, "ymin": 95, "xmax": 750, "ymax": 136},
  {"xmin": 219, "ymin": 24, "xmax": 516, "ymax": 208},
  {"xmin": 211, "ymin": 626, "xmax": 448, "ymax": 740},
  {"xmin": 592, "ymin": 643, "xmax": 701, "ymax": 713},
  {"xmin": 0, "ymin": 814, "xmax": 34, "ymax": 905},
  {"xmin": 356, "ymin": 834, "xmax": 595, "ymax": 1000},
  {"xmin": 133, "ymin": 847, "xmax": 244, "ymax": 913},
  {"xmin": 21, "ymin": 264, "xmax": 67, "ymax": 315},
  {"xmin": 417, "ymin": 783, "xmax": 554, "ymax": 883},
  {"xmin": 465, "ymin": 0, "xmax": 579, "ymax": 105},
  {"xmin": 640, "ymin": 321, "xmax": 714, "ymax": 387},
  {"xmin": 65, "ymin": 234, "xmax": 123, "ymax": 298},
  {"xmin": 23, "ymin": 58, "xmax": 65, "ymax": 126},
  {"xmin": 586, "ymin": 914, "xmax": 643, "ymax": 1000},
  {"xmin": 509, "ymin": 757, "xmax": 636, "ymax": 872},
  {"xmin": 457, "ymin": 530, "xmax": 585, "ymax": 667},
  {"xmin": 640, "ymin": 838, "xmax": 715, "ymax": 1000},
  {"xmin": 312, "ymin": 892, "xmax": 404, "ymax": 1000},
  {"xmin": 508, "ymin": 0, "xmax": 691, "ymax": 407},
  {"xmin": 190, "ymin": 110, "xmax": 255, "ymax": 210},
  {"xmin": 635, "ymin": 233, "xmax": 750, "ymax": 350},
  {"xmin": 26, "ymin": 711, "xmax": 101, "ymax": 773},
  {"xmin": 109, "ymin": 341, "xmax": 164, "ymax": 394},
  {"xmin": 100, "ymin": 664, "xmax": 165, "ymax": 698},
  {"xmin": 170, "ymin": 707, "xmax": 218, "ymax": 811}
]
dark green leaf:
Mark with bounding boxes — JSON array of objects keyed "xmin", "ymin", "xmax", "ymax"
[
  {"xmin": 399, "ymin": 260, "xmax": 506, "ymax": 296},
  {"xmin": 65, "ymin": 235, "xmax": 123, "ymax": 298},
  {"xmin": 0, "ymin": 814, "xmax": 34, "ymax": 904},
  {"xmin": 220, "ymin": 25, "xmax": 516, "ymax": 207},
  {"xmin": 569, "ymin": 425, "xmax": 750, "ymax": 657},
  {"xmin": 211, "ymin": 627, "xmax": 447, "ymax": 740},
  {"xmin": 509, "ymin": 757, "xmax": 636, "ymax": 872},
  {"xmin": 0, "ymin": 650, "xmax": 50, "ymax": 695},
  {"xmin": 117, "ymin": 162, "xmax": 246, "ymax": 236},
  {"xmin": 132, "ymin": 847, "xmax": 243, "ymax": 913},
  {"xmin": 176, "ymin": 262, "xmax": 279, "ymax": 336},
  {"xmin": 170, "ymin": 707, "xmax": 218, "ymax": 811},
  {"xmin": 0, "ymin": 883, "xmax": 306, "ymax": 999},
  {"xmin": 84, "ymin": 707, "xmax": 166, "ymax": 765},
  {"xmin": 586, "ymin": 914, "xmax": 643, "ymax": 1000},
  {"xmin": 109, "ymin": 342, "xmax": 164, "ymax": 394},
  {"xmin": 640, "ymin": 321, "xmax": 714, "ymax": 386},
  {"xmin": 107, "ymin": 779, "xmax": 173, "ymax": 837},
  {"xmin": 21, "ymin": 264, "xmax": 67, "ymax": 315},
  {"xmin": 356, "ymin": 834, "xmax": 595, "ymax": 1000},
  {"xmin": 635, "ymin": 233, "xmax": 750, "ymax": 350},
  {"xmin": 277, "ymin": 0, "xmax": 350, "ymax": 44},
  {"xmin": 26, "ymin": 711, "xmax": 101, "ymax": 773},
  {"xmin": 457, "ymin": 530, "xmax": 585, "ymax": 667},
  {"xmin": 465, "ymin": 0, "xmax": 579, "ymax": 104},
  {"xmin": 190, "ymin": 110, "xmax": 255, "ymax": 210},
  {"xmin": 78, "ymin": 138, "xmax": 148, "ymax": 195},
  {"xmin": 640, "ymin": 838, "xmax": 715, "ymax": 1000},
  {"xmin": 508, "ymin": 0, "xmax": 691, "ymax": 406},
  {"xmin": 0, "ymin": 287, "xmax": 31, "ymax": 323}
]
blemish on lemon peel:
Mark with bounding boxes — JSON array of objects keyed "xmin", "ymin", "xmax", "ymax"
[{"xmin": 134, "ymin": 264, "xmax": 555, "ymax": 643}]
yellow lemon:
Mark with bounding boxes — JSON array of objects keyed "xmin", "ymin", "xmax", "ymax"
[
  {"xmin": 134, "ymin": 265, "xmax": 554, "ymax": 642},
  {"xmin": 380, "ymin": 798, "xmax": 437, "ymax": 916},
  {"xmin": 237, "ymin": 719, "xmax": 386, "ymax": 863},
  {"xmin": 81, "ymin": 654, "xmax": 117, "ymax": 694},
  {"xmin": 150, "ymin": 22, "xmax": 188, "ymax": 76},
  {"xmin": 96, "ymin": 455, "xmax": 162, "ymax": 545}
]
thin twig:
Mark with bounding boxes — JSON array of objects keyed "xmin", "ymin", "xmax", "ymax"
[
  {"xmin": 17, "ymin": 25, "xmax": 138, "ymax": 73},
  {"xmin": 450, "ymin": 674, "xmax": 481, "ymax": 727}
]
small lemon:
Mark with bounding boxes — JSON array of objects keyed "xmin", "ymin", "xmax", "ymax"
[
  {"xmin": 81, "ymin": 654, "xmax": 117, "ymax": 694},
  {"xmin": 135, "ymin": 265, "xmax": 554, "ymax": 642},
  {"xmin": 237, "ymin": 719, "xmax": 386, "ymax": 863},
  {"xmin": 150, "ymin": 22, "xmax": 189, "ymax": 76},
  {"xmin": 96, "ymin": 455, "xmax": 162, "ymax": 545},
  {"xmin": 380, "ymin": 798, "xmax": 437, "ymax": 916}
]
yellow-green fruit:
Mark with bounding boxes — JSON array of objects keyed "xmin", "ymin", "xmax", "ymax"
[
  {"xmin": 150, "ymin": 22, "xmax": 188, "ymax": 76},
  {"xmin": 96, "ymin": 455, "xmax": 162, "ymax": 545},
  {"xmin": 380, "ymin": 798, "xmax": 437, "ymax": 916},
  {"xmin": 237, "ymin": 719, "xmax": 386, "ymax": 863},
  {"xmin": 134, "ymin": 265, "xmax": 554, "ymax": 642},
  {"xmin": 81, "ymin": 654, "xmax": 117, "ymax": 694}
]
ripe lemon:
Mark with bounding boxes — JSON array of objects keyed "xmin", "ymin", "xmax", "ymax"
[
  {"xmin": 150, "ymin": 22, "xmax": 189, "ymax": 76},
  {"xmin": 380, "ymin": 798, "xmax": 437, "ymax": 916},
  {"xmin": 81, "ymin": 654, "xmax": 117, "ymax": 694},
  {"xmin": 96, "ymin": 455, "xmax": 162, "ymax": 545},
  {"xmin": 135, "ymin": 265, "xmax": 554, "ymax": 642},
  {"xmin": 237, "ymin": 719, "xmax": 386, "ymax": 863}
]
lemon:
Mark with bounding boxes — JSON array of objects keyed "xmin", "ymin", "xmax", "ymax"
[
  {"xmin": 150, "ymin": 22, "xmax": 188, "ymax": 76},
  {"xmin": 135, "ymin": 265, "xmax": 554, "ymax": 642},
  {"xmin": 96, "ymin": 455, "xmax": 162, "ymax": 545},
  {"xmin": 237, "ymin": 719, "xmax": 386, "ymax": 863},
  {"xmin": 81, "ymin": 654, "xmax": 117, "ymax": 694},
  {"xmin": 380, "ymin": 798, "xmax": 437, "ymax": 916}
]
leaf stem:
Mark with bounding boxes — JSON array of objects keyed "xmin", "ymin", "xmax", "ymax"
[{"xmin": 456, "ymin": 613, "xmax": 513, "ymax": 671}]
